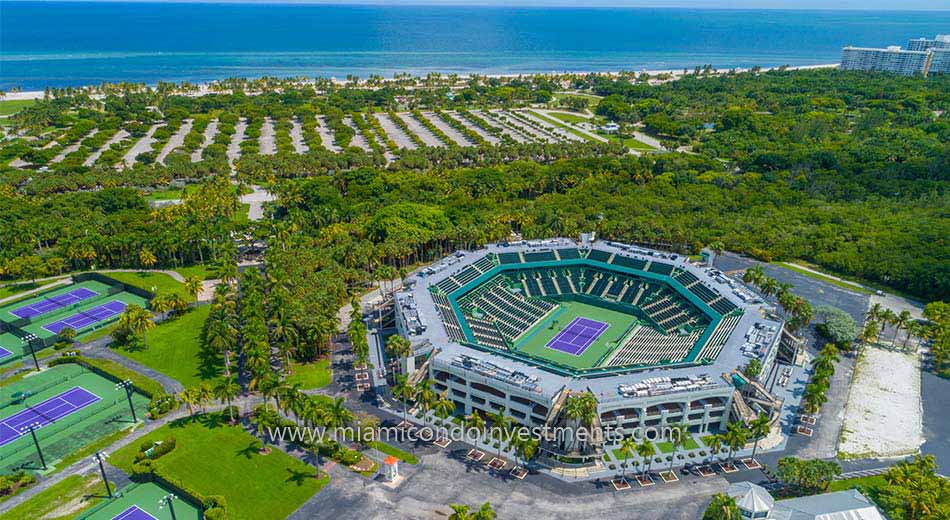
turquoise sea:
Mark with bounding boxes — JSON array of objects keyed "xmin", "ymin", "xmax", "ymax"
[{"xmin": 2, "ymin": 2, "xmax": 950, "ymax": 90}]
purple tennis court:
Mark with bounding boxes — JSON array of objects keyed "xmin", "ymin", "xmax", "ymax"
[
  {"xmin": 0, "ymin": 386, "xmax": 101, "ymax": 446},
  {"xmin": 113, "ymin": 505, "xmax": 158, "ymax": 520},
  {"xmin": 42, "ymin": 300, "xmax": 127, "ymax": 334},
  {"xmin": 546, "ymin": 317, "xmax": 609, "ymax": 355},
  {"xmin": 9, "ymin": 287, "xmax": 100, "ymax": 319},
  {"xmin": 0, "ymin": 347, "xmax": 12, "ymax": 360}
]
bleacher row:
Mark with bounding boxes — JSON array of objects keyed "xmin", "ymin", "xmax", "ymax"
[
  {"xmin": 459, "ymin": 278, "xmax": 556, "ymax": 347},
  {"xmin": 606, "ymin": 325, "xmax": 704, "ymax": 366},
  {"xmin": 695, "ymin": 312, "xmax": 744, "ymax": 361},
  {"xmin": 433, "ymin": 254, "xmax": 500, "ymax": 295},
  {"xmin": 431, "ymin": 290, "xmax": 466, "ymax": 343}
]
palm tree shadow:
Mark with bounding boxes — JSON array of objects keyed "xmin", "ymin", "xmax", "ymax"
[
  {"xmin": 285, "ymin": 467, "xmax": 312, "ymax": 486},
  {"xmin": 237, "ymin": 441, "xmax": 262, "ymax": 459}
]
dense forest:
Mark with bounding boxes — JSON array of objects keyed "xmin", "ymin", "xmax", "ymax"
[{"xmin": 0, "ymin": 69, "xmax": 947, "ymax": 302}]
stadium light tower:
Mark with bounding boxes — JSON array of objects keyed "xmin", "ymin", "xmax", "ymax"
[
  {"xmin": 92, "ymin": 451, "xmax": 112, "ymax": 498},
  {"xmin": 158, "ymin": 493, "xmax": 178, "ymax": 520},
  {"xmin": 115, "ymin": 380, "xmax": 137, "ymax": 423},
  {"xmin": 23, "ymin": 333, "xmax": 40, "ymax": 371},
  {"xmin": 21, "ymin": 422, "xmax": 46, "ymax": 470}
]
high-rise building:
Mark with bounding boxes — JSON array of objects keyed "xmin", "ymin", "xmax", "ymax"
[
  {"xmin": 840, "ymin": 46, "xmax": 931, "ymax": 75},
  {"xmin": 929, "ymin": 48, "xmax": 950, "ymax": 75},
  {"xmin": 907, "ymin": 34, "xmax": 950, "ymax": 52}
]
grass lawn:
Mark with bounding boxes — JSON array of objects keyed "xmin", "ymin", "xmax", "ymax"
[
  {"xmin": 552, "ymin": 92, "xmax": 602, "ymax": 107},
  {"xmin": 0, "ymin": 474, "xmax": 108, "ymax": 520},
  {"xmin": 0, "ymin": 281, "xmax": 40, "ymax": 300},
  {"xmin": 367, "ymin": 441, "xmax": 419, "ymax": 465},
  {"xmin": 0, "ymin": 99, "xmax": 37, "ymax": 117},
  {"xmin": 110, "ymin": 413, "xmax": 328, "ymax": 520},
  {"xmin": 828, "ymin": 474, "xmax": 887, "ymax": 493},
  {"xmin": 611, "ymin": 447, "xmax": 642, "ymax": 461},
  {"xmin": 285, "ymin": 358, "xmax": 331, "ymax": 389},
  {"xmin": 776, "ymin": 262, "xmax": 875, "ymax": 295},
  {"xmin": 113, "ymin": 305, "xmax": 219, "ymax": 388},
  {"xmin": 105, "ymin": 271, "xmax": 188, "ymax": 299},
  {"xmin": 546, "ymin": 111, "xmax": 590, "ymax": 124},
  {"xmin": 655, "ymin": 436, "xmax": 701, "ymax": 453},
  {"xmin": 174, "ymin": 264, "xmax": 216, "ymax": 281}
]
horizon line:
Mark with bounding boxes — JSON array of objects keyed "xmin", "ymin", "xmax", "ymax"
[{"xmin": 5, "ymin": 0, "xmax": 950, "ymax": 11}]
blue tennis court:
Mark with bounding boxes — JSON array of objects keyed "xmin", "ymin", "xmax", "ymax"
[
  {"xmin": 112, "ymin": 505, "xmax": 158, "ymax": 520},
  {"xmin": 9, "ymin": 287, "xmax": 100, "ymax": 320},
  {"xmin": 546, "ymin": 317, "xmax": 609, "ymax": 355},
  {"xmin": 42, "ymin": 300, "xmax": 127, "ymax": 334},
  {"xmin": 0, "ymin": 346, "xmax": 12, "ymax": 360},
  {"xmin": 0, "ymin": 386, "xmax": 101, "ymax": 446}
]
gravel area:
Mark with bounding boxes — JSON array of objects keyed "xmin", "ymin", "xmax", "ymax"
[
  {"xmin": 259, "ymin": 116, "xmax": 276, "ymax": 155},
  {"xmin": 421, "ymin": 111, "xmax": 473, "ymax": 146},
  {"xmin": 227, "ymin": 117, "xmax": 247, "ymax": 169},
  {"xmin": 493, "ymin": 109, "xmax": 558, "ymax": 143},
  {"xmin": 290, "ymin": 117, "xmax": 309, "ymax": 154},
  {"xmin": 472, "ymin": 109, "xmax": 528, "ymax": 143},
  {"xmin": 316, "ymin": 115, "xmax": 341, "ymax": 152},
  {"xmin": 396, "ymin": 112, "xmax": 445, "ymax": 147},
  {"xmin": 517, "ymin": 110, "xmax": 585, "ymax": 142},
  {"xmin": 51, "ymin": 128, "xmax": 98, "ymax": 163},
  {"xmin": 123, "ymin": 123, "xmax": 164, "ymax": 168},
  {"xmin": 374, "ymin": 113, "xmax": 417, "ymax": 150},
  {"xmin": 840, "ymin": 347, "xmax": 924, "ymax": 459},
  {"xmin": 191, "ymin": 119, "xmax": 218, "ymax": 162},
  {"xmin": 343, "ymin": 116, "xmax": 371, "ymax": 151},
  {"xmin": 84, "ymin": 129, "xmax": 129, "ymax": 167},
  {"xmin": 157, "ymin": 118, "xmax": 193, "ymax": 164},
  {"xmin": 445, "ymin": 111, "xmax": 500, "ymax": 145}
]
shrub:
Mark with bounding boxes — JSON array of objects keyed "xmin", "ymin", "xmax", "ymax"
[{"xmin": 0, "ymin": 471, "xmax": 36, "ymax": 497}]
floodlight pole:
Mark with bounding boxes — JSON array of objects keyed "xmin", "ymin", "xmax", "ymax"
[
  {"xmin": 160, "ymin": 494, "xmax": 178, "ymax": 520},
  {"xmin": 26, "ymin": 424, "xmax": 46, "ymax": 470},
  {"xmin": 116, "ymin": 380, "xmax": 137, "ymax": 423},
  {"xmin": 94, "ymin": 451, "xmax": 112, "ymax": 498},
  {"xmin": 28, "ymin": 342, "xmax": 40, "ymax": 372}
]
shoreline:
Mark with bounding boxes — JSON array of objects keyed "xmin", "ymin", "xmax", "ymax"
[{"xmin": 0, "ymin": 63, "xmax": 839, "ymax": 101}]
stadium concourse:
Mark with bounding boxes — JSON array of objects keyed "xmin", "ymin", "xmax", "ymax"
[{"xmin": 388, "ymin": 237, "xmax": 800, "ymax": 474}]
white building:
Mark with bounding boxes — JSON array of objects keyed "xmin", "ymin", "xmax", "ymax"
[
  {"xmin": 840, "ymin": 46, "xmax": 931, "ymax": 76},
  {"xmin": 906, "ymin": 34, "xmax": 950, "ymax": 52},
  {"xmin": 727, "ymin": 481, "xmax": 885, "ymax": 520}
]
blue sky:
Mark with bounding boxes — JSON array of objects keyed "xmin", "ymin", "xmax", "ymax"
[{"xmin": 26, "ymin": 0, "xmax": 950, "ymax": 9}]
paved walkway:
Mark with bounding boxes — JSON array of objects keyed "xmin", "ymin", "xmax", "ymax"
[{"xmin": 0, "ymin": 278, "xmax": 70, "ymax": 305}]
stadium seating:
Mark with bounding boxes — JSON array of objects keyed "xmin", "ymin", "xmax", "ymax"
[
  {"xmin": 498, "ymin": 252, "xmax": 523, "ymax": 264},
  {"xmin": 523, "ymin": 250, "xmax": 557, "ymax": 263},
  {"xmin": 610, "ymin": 255, "xmax": 647, "ymax": 271},
  {"xmin": 587, "ymin": 249, "xmax": 613, "ymax": 263},
  {"xmin": 556, "ymin": 248, "xmax": 581, "ymax": 260}
]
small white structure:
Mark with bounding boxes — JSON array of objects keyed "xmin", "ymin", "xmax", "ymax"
[
  {"xmin": 600, "ymin": 122, "xmax": 619, "ymax": 134},
  {"xmin": 727, "ymin": 481, "xmax": 885, "ymax": 520},
  {"xmin": 382, "ymin": 455, "xmax": 399, "ymax": 482}
]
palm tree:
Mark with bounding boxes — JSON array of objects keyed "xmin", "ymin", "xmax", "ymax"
[
  {"xmin": 894, "ymin": 310, "xmax": 912, "ymax": 345},
  {"xmin": 58, "ymin": 326, "xmax": 77, "ymax": 346},
  {"xmin": 858, "ymin": 320, "xmax": 878, "ymax": 355},
  {"xmin": 184, "ymin": 275, "xmax": 202, "ymax": 304},
  {"xmin": 703, "ymin": 493, "xmax": 741, "ymax": 520},
  {"xmin": 882, "ymin": 308, "xmax": 897, "ymax": 342},
  {"xmin": 151, "ymin": 294, "xmax": 173, "ymax": 318},
  {"xmin": 213, "ymin": 375, "xmax": 241, "ymax": 423},
  {"xmin": 723, "ymin": 422, "xmax": 749, "ymax": 467},
  {"xmin": 139, "ymin": 248, "xmax": 157, "ymax": 270},
  {"xmin": 448, "ymin": 504, "xmax": 473, "ymax": 520},
  {"xmin": 178, "ymin": 386, "xmax": 200, "ymax": 421},
  {"xmin": 326, "ymin": 396, "xmax": 354, "ymax": 441},
  {"xmin": 866, "ymin": 302, "xmax": 884, "ymax": 325},
  {"xmin": 637, "ymin": 441, "xmax": 657, "ymax": 478},
  {"xmin": 705, "ymin": 433, "xmax": 724, "ymax": 466},
  {"xmin": 465, "ymin": 412, "xmax": 486, "ymax": 444},
  {"xmin": 391, "ymin": 374, "xmax": 416, "ymax": 425},
  {"xmin": 121, "ymin": 304, "xmax": 154, "ymax": 349},
  {"xmin": 386, "ymin": 335, "xmax": 413, "ymax": 375},
  {"xmin": 618, "ymin": 437, "xmax": 638, "ymax": 482},
  {"xmin": 415, "ymin": 379, "xmax": 437, "ymax": 426},
  {"xmin": 666, "ymin": 423, "xmax": 691, "ymax": 473},
  {"xmin": 487, "ymin": 409, "xmax": 511, "ymax": 460},
  {"xmin": 433, "ymin": 391, "xmax": 455, "ymax": 427},
  {"xmin": 742, "ymin": 265, "xmax": 764, "ymax": 287},
  {"xmin": 748, "ymin": 413, "xmax": 770, "ymax": 462}
]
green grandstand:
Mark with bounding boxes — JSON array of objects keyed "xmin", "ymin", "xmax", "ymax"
[{"xmin": 429, "ymin": 247, "xmax": 744, "ymax": 376}]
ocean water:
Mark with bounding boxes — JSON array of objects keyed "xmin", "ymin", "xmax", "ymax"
[{"xmin": 2, "ymin": 2, "xmax": 950, "ymax": 90}]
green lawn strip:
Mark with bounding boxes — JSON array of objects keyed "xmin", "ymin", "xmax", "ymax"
[
  {"xmin": 546, "ymin": 111, "xmax": 590, "ymax": 124},
  {"xmin": 112, "ymin": 305, "xmax": 217, "ymax": 388},
  {"xmin": 552, "ymin": 92, "xmax": 602, "ymax": 107},
  {"xmin": 0, "ymin": 99, "xmax": 37, "ymax": 117},
  {"xmin": 173, "ymin": 265, "xmax": 215, "ymax": 281},
  {"xmin": 110, "ymin": 414, "xmax": 328, "ymax": 520},
  {"xmin": 775, "ymin": 262, "xmax": 875, "ymax": 295},
  {"xmin": 366, "ymin": 441, "xmax": 419, "ymax": 465},
  {"xmin": 0, "ymin": 474, "xmax": 107, "ymax": 520},
  {"xmin": 57, "ymin": 428, "xmax": 132, "ymax": 470},
  {"xmin": 527, "ymin": 110, "xmax": 596, "ymax": 142},
  {"xmin": 285, "ymin": 358, "xmax": 331, "ymax": 390},
  {"xmin": 0, "ymin": 281, "xmax": 41, "ymax": 301},
  {"xmin": 618, "ymin": 135, "xmax": 655, "ymax": 150},
  {"xmin": 104, "ymin": 271, "xmax": 187, "ymax": 299},
  {"xmin": 827, "ymin": 474, "xmax": 887, "ymax": 493},
  {"xmin": 655, "ymin": 436, "xmax": 700, "ymax": 454},
  {"xmin": 78, "ymin": 323, "xmax": 119, "ymax": 342},
  {"xmin": 50, "ymin": 355, "xmax": 166, "ymax": 398}
]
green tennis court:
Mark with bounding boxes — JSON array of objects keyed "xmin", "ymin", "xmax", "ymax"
[
  {"xmin": 75, "ymin": 482, "xmax": 202, "ymax": 520},
  {"xmin": 514, "ymin": 300, "xmax": 638, "ymax": 370},
  {"xmin": 0, "ymin": 280, "xmax": 113, "ymax": 323},
  {"xmin": 0, "ymin": 364, "xmax": 148, "ymax": 473}
]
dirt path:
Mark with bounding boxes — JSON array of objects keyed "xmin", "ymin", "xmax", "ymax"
[
  {"xmin": 290, "ymin": 117, "xmax": 309, "ymax": 154},
  {"xmin": 421, "ymin": 111, "xmax": 473, "ymax": 146},
  {"xmin": 315, "ymin": 115, "xmax": 341, "ymax": 152},
  {"xmin": 83, "ymin": 129, "xmax": 129, "ymax": 167},
  {"xmin": 157, "ymin": 118, "xmax": 193, "ymax": 164},
  {"xmin": 397, "ymin": 112, "xmax": 445, "ymax": 147},
  {"xmin": 191, "ymin": 119, "xmax": 218, "ymax": 162},
  {"xmin": 123, "ymin": 123, "xmax": 164, "ymax": 168},
  {"xmin": 444, "ymin": 111, "xmax": 499, "ymax": 145},
  {"xmin": 51, "ymin": 128, "xmax": 98, "ymax": 164},
  {"xmin": 259, "ymin": 117, "xmax": 276, "ymax": 155}
]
